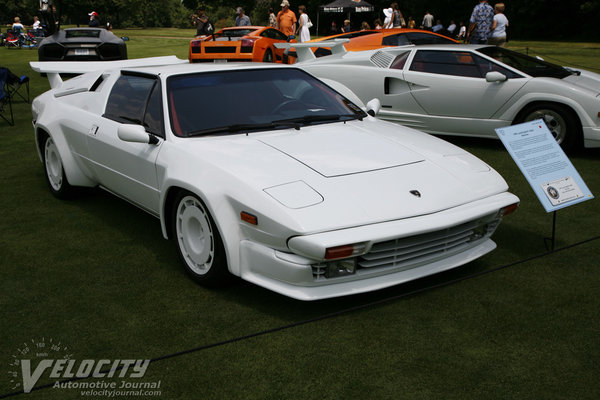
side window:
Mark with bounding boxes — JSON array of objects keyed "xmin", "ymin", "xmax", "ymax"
[
  {"xmin": 409, "ymin": 50, "xmax": 481, "ymax": 77},
  {"xmin": 143, "ymin": 82, "xmax": 164, "ymax": 137},
  {"xmin": 104, "ymin": 74, "xmax": 156, "ymax": 125},
  {"xmin": 390, "ymin": 51, "xmax": 410, "ymax": 70},
  {"xmin": 261, "ymin": 28, "xmax": 287, "ymax": 41},
  {"xmin": 472, "ymin": 54, "xmax": 522, "ymax": 79},
  {"xmin": 382, "ymin": 34, "xmax": 410, "ymax": 46}
]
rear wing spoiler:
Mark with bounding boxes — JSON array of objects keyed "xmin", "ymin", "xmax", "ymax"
[
  {"xmin": 274, "ymin": 39, "xmax": 349, "ymax": 63},
  {"xmin": 30, "ymin": 56, "xmax": 188, "ymax": 89}
]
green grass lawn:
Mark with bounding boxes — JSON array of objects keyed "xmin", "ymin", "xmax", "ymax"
[{"xmin": 1, "ymin": 31, "xmax": 599, "ymax": 400}]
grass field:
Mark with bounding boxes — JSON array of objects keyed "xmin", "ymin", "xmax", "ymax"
[{"xmin": 1, "ymin": 30, "xmax": 599, "ymax": 400}]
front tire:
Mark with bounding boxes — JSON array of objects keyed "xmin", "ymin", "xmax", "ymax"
[
  {"xmin": 172, "ymin": 191, "xmax": 228, "ymax": 285},
  {"xmin": 43, "ymin": 134, "xmax": 73, "ymax": 199},
  {"xmin": 516, "ymin": 103, "xmax": 580, "ymax": 151}
]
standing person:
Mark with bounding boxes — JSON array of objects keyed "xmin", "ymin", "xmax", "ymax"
[
  {"xmin": 447, "ymin": 20, "xmax": 457, "ymax": 36},
  {"xmin": 467, "ymin": 0, "xmax": 494, "ymax": 44},
  {"xmin": 432, "ymin": 20, "xmax": 444, "ymax": 32},
  {"xmin": 193, "ymin": 8, "xmax": 213, "ymax": 36},
  {"xmin": 421, "ymin": 11, "xmax": 434, "ymax": 30},
  {"xmin": 296, "ymin": 5, "xmax": 311, "ymax": 42},
  {"xmin": 391, "ymin": 3, "xmax": 405, "ymax": 28},
  {"xmin": 488, "ymin": 3, "xmax": 509, "ymax": 47},
  {"xmin": 329, "ymin": 20, "xmax": 338, "ymax": 35},
  {"xmin": 407, "ymin": 16, "xmax": 416, "ymax": 29},
  {"xmin": 235, "ymin": 7, "xmax": 251, "ymax": 26},
  {"xmin": 88, "ymin": 11, "xmax": 99, "ymax": 27},
  {"xmin": 341, "ymin": 19, "xmax": 352, "ymax": 33},
  {"xmin": 457, "ymin": 21, "xmax": 467, "ymax": 41},
  {"xmin": 268, "ymin": 8, "xmax": 277, "ymax": 27},
  {"xmin": 383, "ymin": 7, "xmax": 393, "ymax": 29},
  {"xmin": 277, "ymin": 1, "xmax": 297, "ymax": 38}
]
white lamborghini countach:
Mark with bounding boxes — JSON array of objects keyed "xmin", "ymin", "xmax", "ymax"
[
  {"xmin": 30, "ymin": 57, "xmax": 519, "ymax": 300},
  {"xmin": 285, "ymin": 42, "xmax": 600, "ymax": 150}
]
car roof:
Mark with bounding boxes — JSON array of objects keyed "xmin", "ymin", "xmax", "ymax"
[{"xmin": 122, "ymin": 61, "xmax": 292, "ymax": 77}]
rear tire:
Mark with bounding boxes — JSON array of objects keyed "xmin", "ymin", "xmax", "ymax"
[
  {"xmin": 516, "ymin": 103, "xmax": 580, "ymax": 151},
  {"xmin": 172, "ymin": 191, "xmax": 229, "ymax": 286},
  {"xmin": 43, "ymin": 134, "xmax": 73, "ymax": 199}
]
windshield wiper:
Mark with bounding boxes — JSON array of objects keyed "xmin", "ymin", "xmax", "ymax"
[
  {"xmin": 186, "ymin": 120, "xmax": 303, "ymax": 137},
  {"xmin": 272, "ymin": 113, "xmax": 363, "ymax": 126},
  {"xmin": 185, "ymin": 114, "xmax": 364, "ymax": 137}
]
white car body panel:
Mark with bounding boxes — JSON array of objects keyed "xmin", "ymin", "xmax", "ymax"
[
  {"xmin": 288, "ymin": 43, "xmax": 600, "ymax": 148},
  {"xmin": 30, "ymin": 59, "xmax": 519, "ymax": 300}
]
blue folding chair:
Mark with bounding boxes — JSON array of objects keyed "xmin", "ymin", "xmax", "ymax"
[
  {"xmin": 6, "ymin": 74, "xmax": 29, "ymax": 103},
  {"xmin": 0, "ymin": 67, "xmax": 15, "ymax": 125}
]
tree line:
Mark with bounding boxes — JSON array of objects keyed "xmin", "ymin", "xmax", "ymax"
[{"xmin": 2, "ymin": 0, "xmax": 598, "ymax": 41}]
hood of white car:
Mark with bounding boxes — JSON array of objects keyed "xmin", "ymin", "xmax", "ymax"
[
  {"xmin": 259, "ymin": 127, "xmax": 425, "ymax": 177},
  {"xmin": 562, "ymin": 69, "xmax": 600, "ymax": 95},
  {"xmin": 170, "ymin": 120, "xmax": 507, "ymax": 233}
]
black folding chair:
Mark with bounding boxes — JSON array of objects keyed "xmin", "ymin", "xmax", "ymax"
[{"xmin": 0, "ymin": 67, "xmax": 15, "ymax": 125}]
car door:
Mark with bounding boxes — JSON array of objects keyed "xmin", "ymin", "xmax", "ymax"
[
  {"xmin": 87, "ymin": 72, "xmax": 164, "ymax": 214},
  {"xmin": 403, "ymin": 49, "xmax": 527, "ymax": 119}
]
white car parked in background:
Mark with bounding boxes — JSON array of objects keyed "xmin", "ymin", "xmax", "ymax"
[
  {"xmin": 30, "ymin": 57, "xmax": 518, "ymax": 300},
  {"xmin": 289, "ymin": 43, "xmax": 600, "ymax": 150}
]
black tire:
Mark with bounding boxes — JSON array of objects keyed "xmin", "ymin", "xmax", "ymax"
[
  {"xmin": 42, "ymin": 134, "xmax": 74, "ymax": 199},
  {"xmin": 263, "ymin": 48, "xmax": 274, "ymax": 63},
  {"xmin": 516, "ymin": 103, "xmax": 580, "ymax": 151},
  {"xmin": 172, "ymin": 191, "xmax": 229, "ymax": 285}
]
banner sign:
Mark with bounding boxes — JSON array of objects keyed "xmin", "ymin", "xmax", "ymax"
[{"xmin": 496, "ymin": 120, "xmax": 593, "ymax": 212}]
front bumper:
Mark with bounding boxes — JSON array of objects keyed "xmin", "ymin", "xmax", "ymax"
[
  {"xmin": 238, "ymin": 192, "xmax": 519, "ymax": 301},
  {"xmin": 583, "ymin": 126, "xmax": 600, "ymax": 148}
]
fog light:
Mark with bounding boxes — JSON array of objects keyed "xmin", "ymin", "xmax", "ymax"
[{"xmin": 326, "ymin": 258, "xmax": 357, "ymax": 278}]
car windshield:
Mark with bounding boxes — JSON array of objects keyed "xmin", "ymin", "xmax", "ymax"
[
  {"xmin": 478, "ymin": 46, "xmax": 572, "ymax": 79},
  {"xmin": 167, "ymin": 68, "xmax": 366, "ymax": 137},
  {"xmin": 218, "ymin": 29, "xmax": 255, "ymax": 38}
]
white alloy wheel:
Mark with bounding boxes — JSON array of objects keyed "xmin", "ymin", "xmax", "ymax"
[
  {"xmin": 44, "ymin": 136, "xmax": 64, "ymax": 191},
  {"xmin": 523, "ymin": 108, "xmax": 567, "ymax": 144},
  {"xmin": 175, "ymin": 195, "xmax": 215, "ymax": 275}
]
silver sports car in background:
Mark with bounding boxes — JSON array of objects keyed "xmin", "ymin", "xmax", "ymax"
[
  {"xmin": 289, "ymin": 43, "xmax": 600, "ymax": 150},
  {"xmin": 30, "ymin": 57, "xmax": 518, "ymax": 300}
]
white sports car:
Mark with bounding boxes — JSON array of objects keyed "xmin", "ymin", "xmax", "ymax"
[
  {"xmin": 287, "ymin": 43, "xmax": 600, "ymax": 150},
  {"xmin": 30, "ymin": 57, "xmax": 518, "ymax": 300}
]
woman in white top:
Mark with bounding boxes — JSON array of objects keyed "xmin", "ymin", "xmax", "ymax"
[
  {"xmin": 297, "ymin": 5, "xmax": 310, "ymax": 42},
  {"xmin": 489, "ymin": 3, "xmax": 509, "ymax": 47}
]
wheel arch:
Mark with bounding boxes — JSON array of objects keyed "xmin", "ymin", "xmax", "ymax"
[
  {"xmin": 161, "ymin": 184, "xmax": 241, "ymax": 276},
  {"xmin": 35, "ymin": 126, "xmax": 96, "ymax": 187},
  {"xmin": 512, "ymin": 100, "xmax": 583, "ymax": 147}
]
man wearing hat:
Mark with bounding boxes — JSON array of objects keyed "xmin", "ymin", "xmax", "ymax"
[
  {"xmin": 276, "ymin": 0, "xmax": 297, "ymax": 37},
  {"xmin": 88, "ymin": 11, "xmax": 99, "ymax": 27}
]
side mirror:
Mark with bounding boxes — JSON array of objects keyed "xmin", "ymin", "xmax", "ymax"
[
  {"xmin": 485, "ymin": 71, "xmax": 507, "ymax": 83},
  {"xmin": 117, "ymin": 124, "xmax": 158, "ymax": 145},
  {"xmin": 366, "ymin": 98, "xmax": 381, "ymax": 117},
  {"xmin": 287, "ymin": 35, "xmax": 295, "ymax": 42}
]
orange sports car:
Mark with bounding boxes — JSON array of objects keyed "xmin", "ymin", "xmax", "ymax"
[
  {"xmin": 189, "ymin": 26, "xmax": 296, "ymax": 63},
  {"xmin": 307, "ymin": 29, "xmax": 458, "ymax": 57}
]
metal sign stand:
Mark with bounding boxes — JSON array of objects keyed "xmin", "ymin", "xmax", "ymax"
[{"xmin": 544, "ymin": 211, "xmax": 557, "ymax": 252}]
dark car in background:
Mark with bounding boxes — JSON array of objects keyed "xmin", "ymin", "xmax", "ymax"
[{"xmin": 38, "ymin": 27, "xmax": 127, "ymax": 61}]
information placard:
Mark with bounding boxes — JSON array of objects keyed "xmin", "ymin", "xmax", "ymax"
[{"xmin": 496, "ymin": 120, "xmax": 593, "ymax": 212}]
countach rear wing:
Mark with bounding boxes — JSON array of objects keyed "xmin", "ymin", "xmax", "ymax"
[
  {"xmin": 30, "ymin": 56, "xmax": 188, "ymax": 89},
  {"xmin": 274, "ymin": 39, "xmax": 349, "ymax": 63}
]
